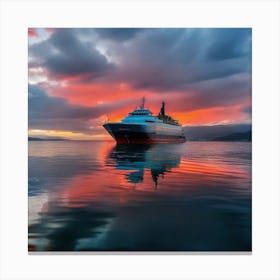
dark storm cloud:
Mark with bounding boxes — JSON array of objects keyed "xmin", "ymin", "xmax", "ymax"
[
  {"xmin": 205, "ymin": 28, "xmax": 251, "ymax": 61},
  {"xmin": 94, "ymin": 28, "xmax": 144, "ymax": 41},
  {"xmin": 110, "ymin": 28, "xmax": 252, "ymax": 92},
  {"xmin": 28, "ymin": 84, "xmax": 132, "ymax": 133},
  {"xmin": 184, "ymin": 74, "xmax": 250, "ymax": 111},
  {"xmin": 29, "ymin": 28, "xmax": 251, "ymax": 92},
  {"xmin": 158, "ymin": 73, "xmax": 251, "ymax": 113},
  {"xmin": 28, "ymin": 83, "xmax": 98, "ymax": 119},
  {"xmin": 28, "ymin": 28, "xmax": 252, "ymax": 124},
  {"xmin": 240, "ymin": 105, "xmax": 252, "ymax": 114},
  {"xmin": 29, "ymin": 29, "xmax": 114, "ymax": 77}
]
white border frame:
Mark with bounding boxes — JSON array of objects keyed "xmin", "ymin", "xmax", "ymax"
[{"xmin": 1, "ymin": 0, "xmax": 279, "ymax": 279}]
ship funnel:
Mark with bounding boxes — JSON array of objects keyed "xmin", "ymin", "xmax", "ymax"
[{"xmin": 160, "ymin": 101, "xmax": 165, "ymax": 115}]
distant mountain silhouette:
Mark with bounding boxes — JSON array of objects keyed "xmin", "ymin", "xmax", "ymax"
[
  {"xmin": 183, "ymin": 124, "xmax": 252, "ymax": 141},
  {"xmin": 212, "ymin": 131, "xmax": 251, "ymax": 141},
  {"xmin": 28, "ymin": 137, "xmax": 67, "ymax": 141}
]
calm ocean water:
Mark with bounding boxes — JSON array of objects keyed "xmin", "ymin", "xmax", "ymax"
[{"xmin": 28, "ymin": 141, "xmax": 251, "ymax": 252}]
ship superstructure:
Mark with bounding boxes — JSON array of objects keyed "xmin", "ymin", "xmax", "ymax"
[{"xmin": 103, "ymin": 98, "xmax": 186, "ymax": 144}]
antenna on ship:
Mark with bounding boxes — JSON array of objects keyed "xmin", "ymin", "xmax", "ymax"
[{"xmin": 141, "ymin": 96, "xmax": 145, "ymax": 109}]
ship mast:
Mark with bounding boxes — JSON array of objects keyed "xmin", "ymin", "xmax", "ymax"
[{"xmin": 141, "ymin": 96, "xmax": 145, "ymax": 109}]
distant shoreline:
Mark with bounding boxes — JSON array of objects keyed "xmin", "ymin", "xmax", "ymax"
[
  {"xmin": 28, "ymin": 138, "xmax": 251, "ymax": 143},
  {"xmin": 28, "ymin": 137, "xmax": 113, "ymax": 142}
]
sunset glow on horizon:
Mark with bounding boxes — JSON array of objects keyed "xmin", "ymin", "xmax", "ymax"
[{"xmin": 28, "ymin": 28, "xmax": 252, "ymax": 140}]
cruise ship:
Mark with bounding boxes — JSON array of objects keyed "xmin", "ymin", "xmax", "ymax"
[{"xmin": 103, "ymin": 98, "xmax": 186, "ymax": 144}]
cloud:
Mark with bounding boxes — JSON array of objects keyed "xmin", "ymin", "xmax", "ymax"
[
  {"xmin": 108, "ymin": 28, "xmax": 252, "ymax": 92},
  {"xmin": 29, "ymin": 29, "xmax": 114, "ymax": 78},
  {"xmin": 94, "ymin": 28, "xmax": 144, "ymax": 42},
  {"xmin": 28, "ymin": 28, "xmax": 38, "ymax": 37},
  {"xmin": 28, "ymin": 84, "xmax": 133, "ymax": 133},
  {"xmin": 240, "ymin": 105, "xmax": 252, "ymax": 115},
  {"xmin": 182, "ymin": 73, "xmax": 251, "ymax": 111},
  {"xmin": 205, "ymin": 28, "xmax": 251, "ymax": 61},
  {"xmin": 28, "ymin": 28, "xmax": 252, "ymax": 129},
  {"xmin": 135, "ymin": 73, "xmax": 251, "ymax": 116},
  {"xmin": 29, "ymin": 28, "xmax": 251, "ymax": 91}
]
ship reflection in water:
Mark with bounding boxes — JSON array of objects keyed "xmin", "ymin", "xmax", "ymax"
[
  {"xmin": 108, "ymin": 144, "xmax": 182, "ymax": 189},
  {"xmin": 28, "ymin": 141, "xmax": 251, "ymax": 252}
]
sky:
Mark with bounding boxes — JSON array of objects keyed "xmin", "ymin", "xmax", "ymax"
[{"xmin": 28, "ymin": 28, "xmax": 252, "ymax": 140}]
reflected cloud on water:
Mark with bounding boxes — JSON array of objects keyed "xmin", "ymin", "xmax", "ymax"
[{"xmin": 28, "ymin": 141, "xmax": 251, "ymax": 252}]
